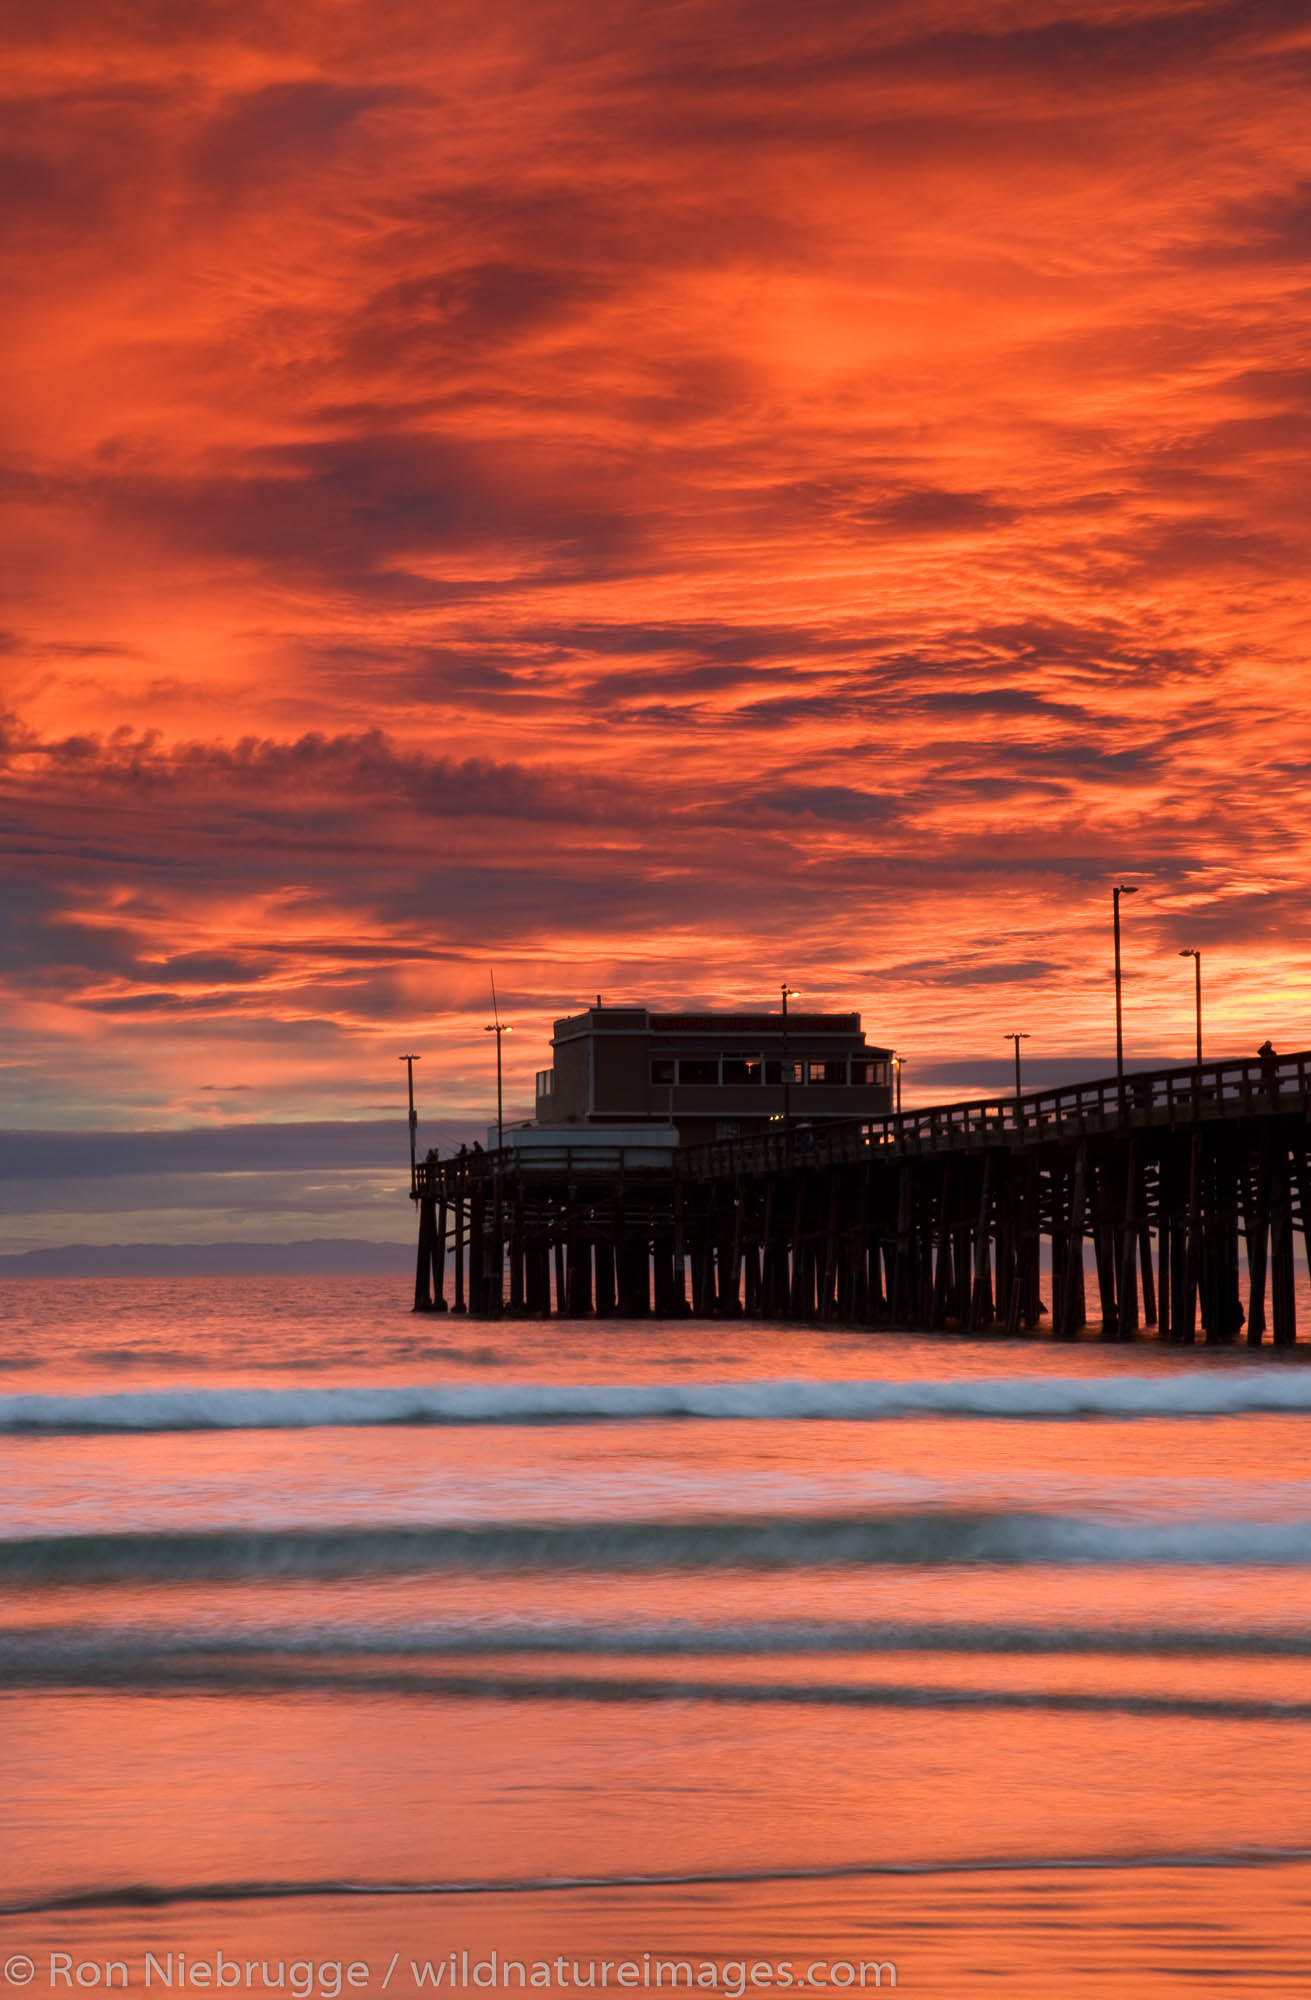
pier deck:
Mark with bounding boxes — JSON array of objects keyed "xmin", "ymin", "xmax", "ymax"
[{"xmin": 411, "ymin": 1050, "xmax": 1311, "ymax": 1341}]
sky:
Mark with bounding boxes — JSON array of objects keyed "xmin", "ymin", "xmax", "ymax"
[{"xmin": 3, "ymin": 0, "xmax": 1310, "ymax": 1251}]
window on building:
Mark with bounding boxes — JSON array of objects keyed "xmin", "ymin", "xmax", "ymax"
[
  {"xmin": 679, "ymin": 1058, "xmax": 719, "ymax": 1085},
  {"xmin": 852, "ymin": 1059, "xmax": 889, "ymax": 1087},
  {"xmin": 536, "ymin": 1070, "xmax": 555, "ymax": 1097},
  {"xmin": 722, "ymin": 1054, "xmax": 762, "ymax": 1084},
  {"xmin": 650, "ymin": 1058, "xmax": 675, "ymax": 1085},
  {"xmin": 808, "ymin": 1059, "xmax": 849, "ymax": 1084},
  {"xmin": 765, "ymin": 1059, "xmax": 803, "ymax": 1086}
]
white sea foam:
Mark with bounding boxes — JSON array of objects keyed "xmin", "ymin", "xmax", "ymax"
[{"xmin": 5, "ymin": 1370, "xmax": 1311, "ymax": 1434}]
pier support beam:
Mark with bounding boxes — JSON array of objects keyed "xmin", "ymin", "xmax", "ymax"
[
  {"xmin": 1271, "ymin": 1143, "xmax": 1297, "ymax": 1346},
  {"xmin": 1058, "ymin": 1147, "xmax": 1088, "ymax": 1339},
  {"xmin": 412, "ymin": 1196, "xmax": 437, "ymax": 1312},
  {"xmin": 452, "ymin": 1196, "xmax": 467, "ymax": 1315}
]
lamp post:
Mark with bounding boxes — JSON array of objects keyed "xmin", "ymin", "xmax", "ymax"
[
  {"xmin": 399, "ymin": 1053, "xmax": 420, "ymax": 1192},
  {"xmin": 484, "ymin": 974, "xmax": 512, "ymax": 1151},
  {"xmin": 892, "ymin": 1054, "xmax": 903, "ymax": 1116},
  {"xmin": 1179, "ymin": 948, "xmax": 1202, "ymax": 1064},
  {"xmin": 1005, "ymin": 1031, "xmax": 1030, "ymax": 1102},
  {"xmin": 1113, "ymin": 883, "xmax": 1138, "ymax": 1080},
  {"xmin": 780, "ymin": 982, "xmax": 799, "ymax": 1129}
]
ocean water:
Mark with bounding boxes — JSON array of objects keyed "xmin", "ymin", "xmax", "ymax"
[{"xmin": 3, "ymin": 1278, "xmax": 1311, "ymax": 1996}]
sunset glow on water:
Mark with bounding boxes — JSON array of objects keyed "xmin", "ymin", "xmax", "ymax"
[{"xmin": 3, "ymin": 1281, "xmax": 1311, "ymax": 1994}]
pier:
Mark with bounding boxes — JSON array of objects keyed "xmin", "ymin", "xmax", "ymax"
[{"xmin": 411, "ymin": 1049, "xmax": 1311, "ymax": 1342}]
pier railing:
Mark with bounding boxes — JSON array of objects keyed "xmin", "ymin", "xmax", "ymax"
[
  {"xmin": 413, "ymin": 1143, "xmax": 675, "ymax": 1198},
  {"xmin": 679, "ymin": 1050, "xmax": 1311, "ymax": 1180},
  {"xmin": 412, "ymin": 1051, "xmax": 1311, "ymax": 1198}
]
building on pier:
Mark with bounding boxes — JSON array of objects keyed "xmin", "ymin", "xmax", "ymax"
[{"xmin": 532, "ymin": 1002, "xmax": 894, "ymax": 1147}]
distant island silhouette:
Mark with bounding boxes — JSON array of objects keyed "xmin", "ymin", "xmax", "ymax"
[{"xmin": 0, "ymin": 1239, "xmax": 412, "ymax": 1279}]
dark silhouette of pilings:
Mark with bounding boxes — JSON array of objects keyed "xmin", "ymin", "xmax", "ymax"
[{"xmin": 411, "ymin": 1053, "xmax": 1311, "ymax": 1343}]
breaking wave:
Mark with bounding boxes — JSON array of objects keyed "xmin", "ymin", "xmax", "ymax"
[
  {"xmin": 6, "ymin": 1370, "xmax": 1311, "ymax": 1434},
  {"xmin": 6, "ymin": 1507, "xmax": 1311, "ymax": 1583}
]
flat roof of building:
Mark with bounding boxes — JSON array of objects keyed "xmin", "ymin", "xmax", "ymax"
[
  {"xmin": 649, "ymin": 1011, "xmax": 861, "ymax": 1034},
  {"xmin": 550, "ymin": 1005, "xmax": 890, "ymax": 1055}
]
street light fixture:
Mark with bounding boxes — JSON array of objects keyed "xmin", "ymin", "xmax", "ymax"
[
  {"xmin": 1113, "ymin": 884, "xmax": 1138, "ymax": 1080},
  {"xmin": 892, "ymin": 1053, "xmax": 903, "ymax": 1116},
  {"xmin": 484, "ymin": 973, "xmax": 513, "ymax": 1151},
  {"xmin": 1005, "ymin": 1031, "xmax": 1030, "ymax": 1102},
  {"xmin": 1179, "ymin": 948, "xmax": 1202, "ymax": 1064},
  {"xmin": 780, "ymin": 983, "xmax": 799, "ymax": 1128}
]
